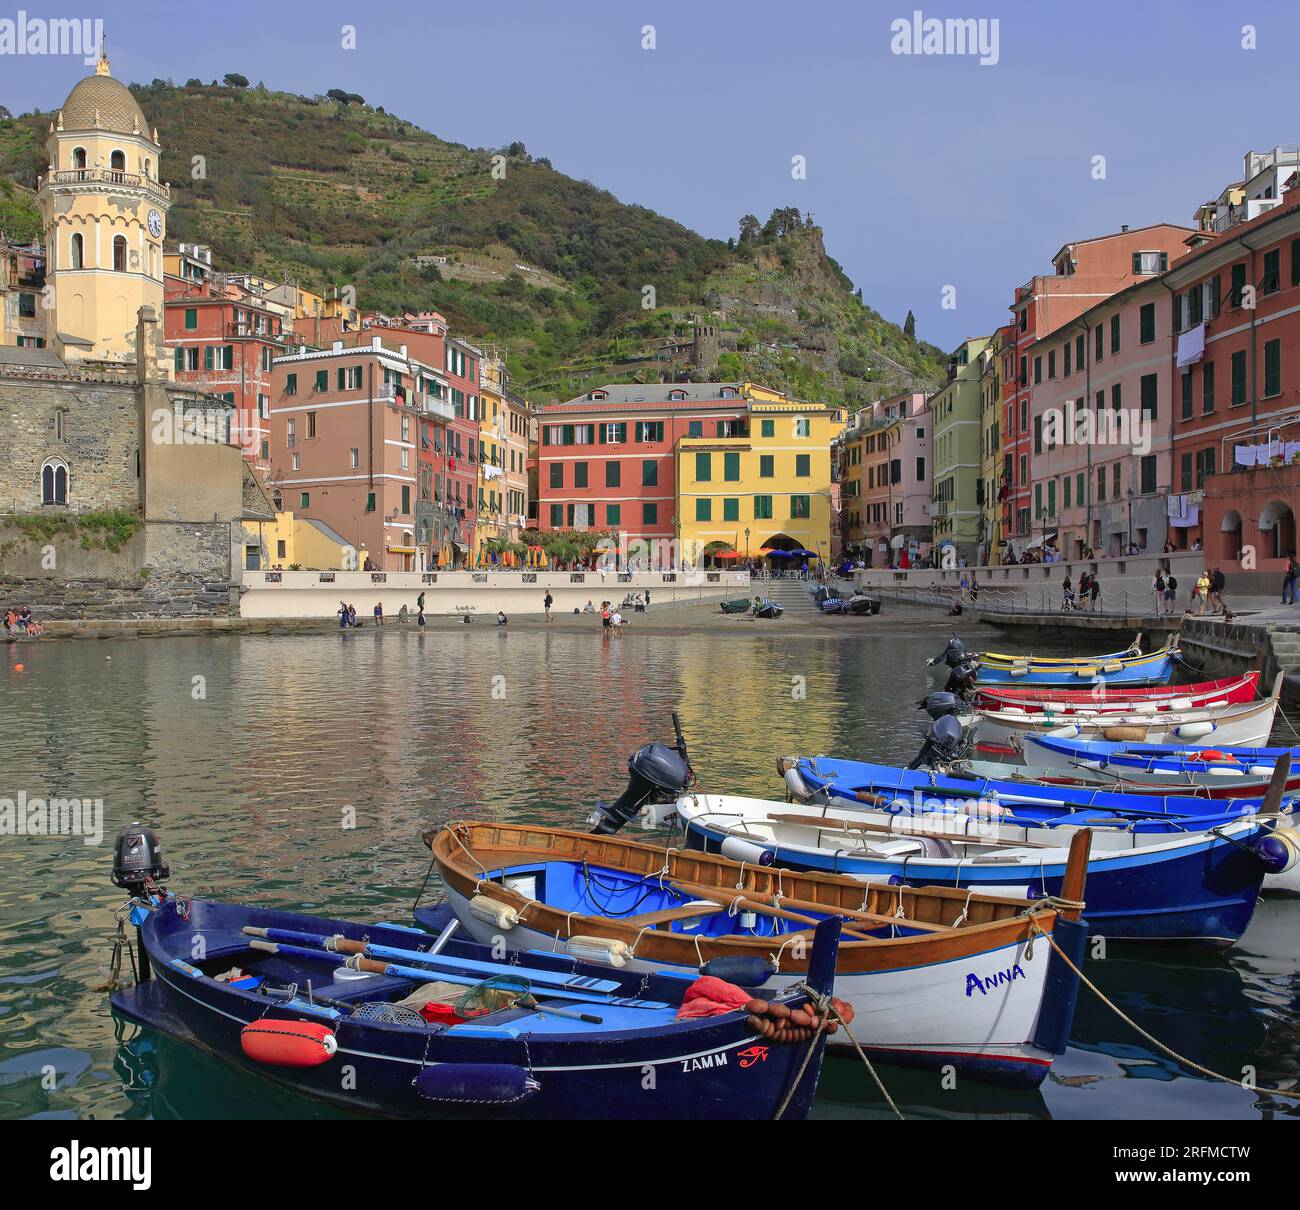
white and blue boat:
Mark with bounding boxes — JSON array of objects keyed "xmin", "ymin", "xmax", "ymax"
[
  {"xmin": 781, "ymin": 753, "xmax": 1300, "ymax": 896},
  {"xmin": 975, "ymin": 637, "xmax": 1178, "ymax": 688},
  {"xmin": 673, "ymin": 783, "xmax": 1289, "ymax": 946}
]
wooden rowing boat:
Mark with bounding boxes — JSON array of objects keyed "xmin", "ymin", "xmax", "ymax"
[{"xmin": 422, "ymin": 820, "xmax": 1090, "ymax": 1087}]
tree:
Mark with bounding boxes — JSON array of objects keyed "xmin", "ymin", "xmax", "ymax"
[
  {"xmin": 184, "ymin": 78, "xmax": 202, "ymax": 88},
  {"xmin": 223, "ymin": 73, "xmax": 249, "ymax": 88},
  {"xmin": 737, "ymin": 214, "xmax": 760, "ymax": 244},
  {"xmin": 903, "ymin": 310, "xmax": 916, "ymax": 340}
]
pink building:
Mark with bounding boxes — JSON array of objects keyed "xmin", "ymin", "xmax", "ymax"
[
  {"xmin": 837, "ymin": 391, "xmax": 931, "ymax": 565},
  {"xmin": 268, "ymin": 337, "xmax": 452, "ymax": 570},
  {"xmin": 1004, "ymin": 225, "xmax": 1197, "ymax": 545}
]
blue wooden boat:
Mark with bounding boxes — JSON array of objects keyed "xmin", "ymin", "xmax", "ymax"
[
  {"xmin": 679, "ymin": 751, "xmax": 1294, "ymax": 944},
  {"xmin": 1024, "ymin": 734, "xmax": 1300, "ymax": 775},
  {"xmin": 107, "ymin": 828, "xmax": 842, "ymax": 1120}
]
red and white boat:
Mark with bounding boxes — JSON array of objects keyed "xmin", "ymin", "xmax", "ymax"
[{"xmin": 974, "ymin": 671, "xmax": 1259, "ymax": 717}]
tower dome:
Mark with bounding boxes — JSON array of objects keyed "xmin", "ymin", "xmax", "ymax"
[{"xmin": 57, "ymin": 55, "xmax": 151, "ymax": 135}]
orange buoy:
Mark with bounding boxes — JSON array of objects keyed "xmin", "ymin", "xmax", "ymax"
[
  {"xmin": 12, "ymin": 664, "xmax": 23, "ymax": 672},
  {"xmin": 240, "ymin": 1019, "xmax": 337, "ymax": 1066},
  {"xmin": 1195, "ymin": 750, "xmax": 1236, "ymax": 763}
]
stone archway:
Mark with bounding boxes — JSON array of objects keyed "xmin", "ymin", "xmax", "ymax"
[
  {"xmin": 1259, "ymin": 500, "xmax": 1296, "ymax": 560},
  {"xmin": 1220, "ymin": 509, "xmax": 1242, "ymax": 561}
]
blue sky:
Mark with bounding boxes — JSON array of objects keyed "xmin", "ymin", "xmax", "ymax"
[{"xmin": 5, "ymin": 0, "xmax": 1298, "ymax": 350}]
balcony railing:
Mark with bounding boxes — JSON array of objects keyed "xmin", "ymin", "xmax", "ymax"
[{"xmin": 40, "ymin": 168, "xmax": 170, "ymax": 201}]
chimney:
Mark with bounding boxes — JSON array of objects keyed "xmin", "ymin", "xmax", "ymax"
[{"xmin": 1121, "ymin": 225, "xmax": 1129, "ymax": 232}]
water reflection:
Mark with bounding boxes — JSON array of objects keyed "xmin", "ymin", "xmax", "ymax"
[{"xmin": 0, "ymin": 627, "xmax": 1296, "ymax": 1120}]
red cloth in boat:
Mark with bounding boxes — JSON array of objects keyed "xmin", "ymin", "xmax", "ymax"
[{"xmin": 676, "ymin": 975, "xmax": 752, "ymax": 1019}]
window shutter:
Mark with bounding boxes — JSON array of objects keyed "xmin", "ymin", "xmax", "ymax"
[
  {"xmin": 1132, "ymin": 252, "xmax": 1141, "ymax": 274},
  {"xmin": 174, "ymin": 347, "xmax": 183, "ymax": 372},
  {"xmin": 337, "ymin": 368, "xmax": 345, "ymax": 390}
]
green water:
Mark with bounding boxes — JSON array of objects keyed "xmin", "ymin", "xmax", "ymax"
[{"xmin": 1, "ymin": 621, "xmax": 1297, "ymax": 1120}]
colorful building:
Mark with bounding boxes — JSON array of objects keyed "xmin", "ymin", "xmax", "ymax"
[
  {"xmin": 476, "ymin": 352, "xmax": 531, "ymax": 562},
  {"xmin": 1, "ymin": 239, "xmax": 46, "ymax": 348},
  {"xmin": 676, "ymin": 384, "xmax": 843, "ymax": 567},
  {"xmin": 164, "ymin": 276, "xmax": 288, "ymax": 465},
  {"xmin": 930, "ymin": 337, "xmax": 990, "ymax": 564},
  {"xmin": 536, "ymin": 382, "xmax": 751, "ymax": 546},
  {"xmin": 1002, "ymin": 224, "xmax": 1198, "ymax": 548},
  {"xmin": 980, "ymin": 327, "xmax": 1009, "ymax": 563},
  {"xmin": 267, "ymin": 336, "xmax": 452, "ymax": 571},
  {"xmin": 834, "ymin": 391, "xmax": 930, "ymax": 566}
]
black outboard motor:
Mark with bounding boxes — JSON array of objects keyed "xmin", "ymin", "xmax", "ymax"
[
  {"xmin": 907, "ymin": 714, "xmax": 965, "ymax": 770},
  {"xmin": 112, "ymin": 823, "xmax": 169, "ymax": 896},
  {"xmin": 944, "ymin": 656, "xmax": 982, "ymax": 699},
  {"xmin": 588, "ymin": 714, "xmax": 695, "ymax": 834},
  {"xmin": 917, "ymin": 690, "xmax": 962, "ymax": 721}
]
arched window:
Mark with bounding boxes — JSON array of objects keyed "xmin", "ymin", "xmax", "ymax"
[
  {"xmin": 41, "ymin": 459, "xmax": 68, "ymax": 505},
  {"xmin": 72, "ymin": 146, "xmax": 87, "ymax": 171},
  {"xmin": 113, "ymin": 235, "xmax": 127, "ymax": 272},
  {"xmin": 143, "ymin": 158, "xmax": 152, "ymax": 179},
  {"xmin": 70, "ymin": 232, "xmax": 84, "ymax": 270},
  {"xmin": 109, "ymin": 149, "xmax": 126, "ymax": 181}
]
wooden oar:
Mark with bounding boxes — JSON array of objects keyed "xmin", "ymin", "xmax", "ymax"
[
  {"xmin": 242, "ymin": 926, "xmax": 620, "ymax": 994},
  {"xmin": 246, "ymin": 939, "xmax": 668, "ymax": 1010},
  {"xmin": 763, "ymin": 811, "xmax": 1055, "ymax": 850},
  {"xmin": 661, "ymin": 873, "xmax": 953, "ymax": 935}
]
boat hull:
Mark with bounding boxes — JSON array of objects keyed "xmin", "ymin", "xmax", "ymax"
[
  {"xmin": 112, "ymin": 898, "xmax": 831, "ymax": 1120},
  {"xmin": 432, "ymin": 884, "xmax": 1079, "ymax": 1088},
  {"xmin": 677, "ymin": 798, "xmax": 1271, "ymax": 945}
]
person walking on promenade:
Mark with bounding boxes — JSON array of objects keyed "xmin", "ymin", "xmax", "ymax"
[
  {"xmin": 1152, "ymin": 570, "xmax": 1165, "ymax": 616},
  {"xmin": 1193, "ymin": 570, "xmax": 1210, "ymax": 614},
  {"xmin": 1062, "ymin": 575, "xmax": 1075, "ymax": 611},
  {"xmin": 1164, "ymin": 571, "xmax": 1178, "ymax": 615},
  {"xmin": 1089, "ymin": 572, "xmax": 1101, "ymax": 612},
  {"xmin": 544, "ymin": 591, "xmax": 554, "ymax": 622},
  {"xmin": 1283, "ymin": 553, "xmax": 1298, "ymax": 605}
]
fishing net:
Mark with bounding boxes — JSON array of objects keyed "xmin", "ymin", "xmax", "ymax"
[
  {"xmin": 455, "ymin": 975, "xmax": 531, "ymax": 1018},
  {"xmin": 351, "ymin": 1002, "xmax": 428, "ymax": 1027}
]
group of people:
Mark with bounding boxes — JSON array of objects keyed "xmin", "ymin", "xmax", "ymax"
[
  {"xmin": 1060, "ymin": 572, "xmax": 1103, "ymax": 612},
  {"xmin": 1190, "ymin": 568, "xmax": 1228, "ymax": 615},
  {"xmin": 3, "ymin": 607, "xmax": 42, "ymax": 637},
  {"xmin": 339, "ymin": 592, "xmax": 429, "ymax": 630}
]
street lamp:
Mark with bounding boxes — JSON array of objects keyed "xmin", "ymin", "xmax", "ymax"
[{"xmin": 744, "ymin": 527, "xmax": 751, "ymax": 562}]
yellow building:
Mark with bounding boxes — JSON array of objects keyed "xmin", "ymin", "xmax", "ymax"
[
  {"xmin": 980, "ymin": 329, "xmax": 1006, "ymax": 565},
  {"xmin": 241, "ymin": 511, "xmax": 366, "ymax": 571},
  {"xmin": 676, "ymin": 383, "xmax": 843, "ymax": 565},
  {"xmin": 37, "ymin": 51, "xmax": 171, "ymax": 368},
  {"xmin": 475, "ymin": 352, "xmax": 531, "ymax": 563}
]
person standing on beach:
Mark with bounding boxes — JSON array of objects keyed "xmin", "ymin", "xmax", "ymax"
[
  {"xmin": 374, "ymin": 601, "xmax": 384, "ymax": 626},
  {"xmin": 544, "ymin": 591, "xmax": 554, "ymax": 622},
  {"xmin": 417, "ymin": 607, "xmax": 426, "ymax": 631},
  {"xmin": 417, "ymin": 590, "xmax": 425, "ymax": 615}
]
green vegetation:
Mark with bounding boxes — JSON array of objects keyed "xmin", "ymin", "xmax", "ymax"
[
  {"xmin": 0, "ymin": 80, "xmax": 946, "ymax": 405},
  {"xmin": 1, "ymin": 510, "xmax": 144, "ymax": 552}
]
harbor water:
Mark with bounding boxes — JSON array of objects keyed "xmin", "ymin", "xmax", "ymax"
[{"xmin": 2, "ymin": 619, "xmax": 1297, "ymax": 1120}]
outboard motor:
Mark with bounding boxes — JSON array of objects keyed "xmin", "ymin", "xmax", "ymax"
[
  {"xmin": 917, "ymin": 690, "xmax": 962, "ymax": 721},
  {"xmin": 944, "ymin": 656, "xmax": 982, "ymax": 699},
  {"xmin": 907, "ymin": 714, "xmax": 966, "ymax": 770},
  {"xmin": 111, "ymin": 823, "xmax": 169, "ymax": 896},
  {"xmin": 588, "ymin": 715, "xmax": 695, "ymax": 834}
]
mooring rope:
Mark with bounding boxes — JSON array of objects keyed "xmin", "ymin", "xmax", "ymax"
[{"xmin": 1027, "ymin": 920, "xmax": 1300, "ymax": 1100}]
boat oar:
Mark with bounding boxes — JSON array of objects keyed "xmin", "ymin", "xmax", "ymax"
[
  {"xmin": 242, "ymin": 926, "xmax": 621, "ymax": 994},
  {"xmin": 245, "ymin": 939, "xmax": 666, "ymax": 1011}
]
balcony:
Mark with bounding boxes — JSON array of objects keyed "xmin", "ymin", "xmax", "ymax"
[{"xmin": 39, "ymin": 168, "xmax": 171, "ymax": 202}]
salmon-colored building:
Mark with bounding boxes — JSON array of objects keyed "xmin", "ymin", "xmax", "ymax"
[
  {"xmin": 164, "ymin": 276, "xmax": 287, "ymax": 465},
  {"xmin": 1166, "ymin": 177, "xmax": 1300, "ymax": 580},
  {"xmin": 536, "ymin": 383, "xmax": 749, "ymax": 542},
  {"xmin": 1003, "ymin": 225, "xmax": 1197, "ymax": 548},
  {"xmin": 267, "ymin": 337, "xmax": 452, "ymax": 570}
]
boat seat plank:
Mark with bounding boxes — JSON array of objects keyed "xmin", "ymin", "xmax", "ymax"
[
  {"xmin": 619, "ymin": 903, "xmax": 728, "ymax": 927},
  {"xmin": 762, "ymin": 812, "xmax": 1052, "ymax": 850}
]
